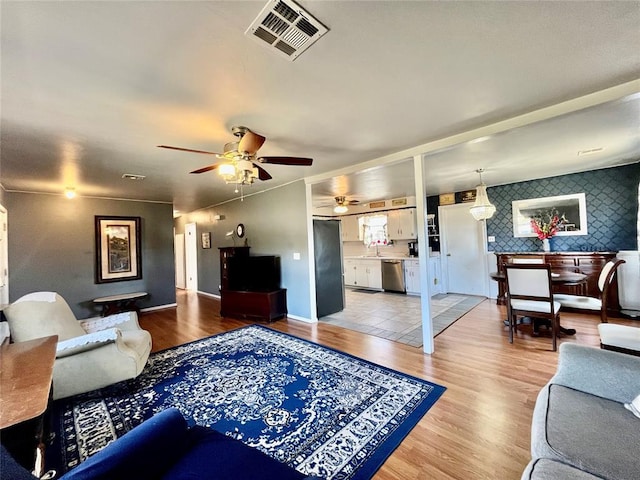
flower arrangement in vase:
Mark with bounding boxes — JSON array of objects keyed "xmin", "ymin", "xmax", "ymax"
[{"xmin": 530, "ymin": 208, "xmax": 566, "ymax": 252}]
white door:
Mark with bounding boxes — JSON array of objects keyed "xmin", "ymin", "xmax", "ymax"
[
  {"xmin": 175, "ymin": 233, "xmax": 186, "ymax": 289},
  {"xmin": 185, "ymin": 223, "xmax": 198, "ymax": 291},
  {"xmin": 0, "ymin": 205, "xmax": 7, "ymax": 305},
  {"xmin": 440, "ymin": 203, "xmax": 487, "ymax": 296}
]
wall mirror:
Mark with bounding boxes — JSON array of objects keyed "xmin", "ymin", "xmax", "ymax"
[{"xmin": 512, "ymin": 192, "xmax": 588, "ymax": 238}]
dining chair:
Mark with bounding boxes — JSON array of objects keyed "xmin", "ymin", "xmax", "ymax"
[
  {"xmin": 554, "ymin": 259, "xmax": 625, "ymax": 323},
  {"xmin": 597, "ymin": 323, "xmax": 640, "ymax": 356},
  {"xmin": 504, "ymin": 263, "xmax": 562, "ymax": 351}
]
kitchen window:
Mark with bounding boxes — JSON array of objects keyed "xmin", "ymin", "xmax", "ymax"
[{"xmin": 361, "ymin": 214, "xmax": 388, "ymax": 246}]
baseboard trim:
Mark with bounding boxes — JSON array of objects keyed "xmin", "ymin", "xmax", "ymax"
[
  {"xmin": 197, "ymin": 290, "xmax": 221, "ymax": 299},
  {"xmin": 141, "ymin": 303, "xmax": 177, "ymax": 313},
  {"xmin": 287, "ymin": 313, "xmax": 316, "ymax": 323}
]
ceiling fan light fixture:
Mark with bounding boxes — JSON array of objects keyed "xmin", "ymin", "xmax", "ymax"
[
  {"xmin": 218, "ymin": 163, "xmax": 236, "ymax": 182},
  {"xmin": 334, "ymin": 204, "xmax": 348, "ymax": 214},
  {"xmin": 469, "ymin": 169, "xmax": 496, "ymax": 221},
  {"xmin": 64, "ymin": 187, "xmax": 76, "ymax": 199}
]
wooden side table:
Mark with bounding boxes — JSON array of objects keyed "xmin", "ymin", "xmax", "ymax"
[
  {"xmin": 0, "ymin": 335, "xmax": 57, "ymax": 476},
  {"xmin": 93, "ymin": 291, "xmax": 148, "ymax": 316}
]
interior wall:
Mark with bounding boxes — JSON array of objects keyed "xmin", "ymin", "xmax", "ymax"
[
  {"xmin": 6, "ymin": 192, "xmax": 176, "ymax": 318},
  {"xmin": 174, "ymin": 180, "xmax": 312, "ymax": 320},
  {"xmin": 428, "ymin": 163, "xmax": 640, "ymax": 252}
]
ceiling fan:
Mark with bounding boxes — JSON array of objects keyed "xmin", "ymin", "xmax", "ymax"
[
  {"xmin": 158, "ymin": 126, "xmax": 312, "ymax": 190},
  {"xmin": 333, "ymin": 196, "xmax": 359, "ymax": 213}
]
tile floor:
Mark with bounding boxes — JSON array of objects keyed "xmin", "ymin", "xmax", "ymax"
[{"xmin": 320, "ymin": 289, "xmax": 485, "ymax": 347}]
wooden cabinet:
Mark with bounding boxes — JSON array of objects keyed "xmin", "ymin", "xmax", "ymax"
[
  {"xmin": 218, "ymin": 247, "xmax": 250, "ymax": 291},
  {"xmin": 494, "ymin": 252, "xmax": 621, "ymax": 313},
  {"xmin": 218, "ymin": 247, "xmax": 287, "ymax": 322},
  {"xmin": 220, "ymin": 289, "xmax": 287, "ymax": 322},
  {"xmin": 341, "ymin": 216, "xmax": 361, "ymax": 242},
  {"xmin": 387, "ymin": 209, "xmax": 417, "ymax": 240},
  {"xmin": 344, "ymin": 258, "xmax": 382, "ymax": 289}
]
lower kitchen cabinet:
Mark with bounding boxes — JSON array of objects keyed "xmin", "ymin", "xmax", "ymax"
[
  {"xmin": 428, "ymin": 256, "xmax": 443, "ymax": 295},
  {"xmin": 344, "ymin": 259, "xmax": 382, "ymax": 289},
  {"xmin": 405, "ymin": 257, "xmax": 443, "ymax": 295},
  {"xmin": 404, "ymin": 259, "xmax": 420, "ymax": 295}
]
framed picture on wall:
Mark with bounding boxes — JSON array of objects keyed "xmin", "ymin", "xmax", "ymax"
[
  {"xmin": 201, "ymin": 232, "xmax": 211, "ymax": 249},
  {"xmin": 512, "ymin": 193, "xmax": 588, "ymax": 238},
  {"xmin": 95, "ymin": 216, "xmax": 142, "ymax": 283}
]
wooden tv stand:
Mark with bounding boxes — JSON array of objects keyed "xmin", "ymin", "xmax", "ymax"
[{"xmin": 220, "ymin": 289, "xmax": 287, "ymax": 322}]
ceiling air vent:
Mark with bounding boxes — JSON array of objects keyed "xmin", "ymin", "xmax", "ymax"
[{"xmin": 246, "ymin": 0, "xmax": 328, "ymax": 61}]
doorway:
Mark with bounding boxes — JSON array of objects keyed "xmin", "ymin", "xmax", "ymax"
[
  {"xmin": 439, "ymin": 203, "xmax": 488, "ymax": 296},
  {"xmin": 185, "ymin": 223, "xmax": 198, "ymax": 291},
  {"xmin": 175, "ymin": 232, "xmax": 186, "ymax": 289}
]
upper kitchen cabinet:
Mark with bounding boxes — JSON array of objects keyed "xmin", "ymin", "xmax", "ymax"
[
  {"xmin": 341, "ymin": 215, "xmax": 361, "ymax": 242},
  {"xmin": 387, "ymin": 209, "xmax": 417, "ymax": 240}
]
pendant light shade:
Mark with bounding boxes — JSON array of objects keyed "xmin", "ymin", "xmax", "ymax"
[{"xmin": 469, "ymin": 169, "xmax": 496, "ymax": 221}]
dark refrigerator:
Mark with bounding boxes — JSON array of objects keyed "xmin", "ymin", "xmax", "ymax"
[{"xmin": 313, "ymin": 219, "xmax": 345, "ymax": 318}]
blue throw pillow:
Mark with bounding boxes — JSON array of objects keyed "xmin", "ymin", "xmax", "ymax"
[{"xmin": 60, "ymin": 408, "xmax": 191, "ymax": 480}]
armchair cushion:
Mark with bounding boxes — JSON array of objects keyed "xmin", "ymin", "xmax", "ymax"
[
  {"xmin": 80, "ymin": 312, "xmax": 140, "ymax": 333},
  {"xmin": 56, "ymin": 328, "xmax": 119, "ymax": 358}
]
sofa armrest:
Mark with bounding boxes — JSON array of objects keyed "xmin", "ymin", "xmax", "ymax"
[
  {"xmin": 56, "ymin": 328, "xmax": 119, "ymax": 358},
  {"xmin": 80, "ymin": 311, "xmax": 140, "ymax": 333},
  {"xmin": 60, "ymin": 408, "xmax": 190, "ymax": 480},
  {"xmin": 551, "ymin": 343, "xmax": 640, "ymax": 403}
]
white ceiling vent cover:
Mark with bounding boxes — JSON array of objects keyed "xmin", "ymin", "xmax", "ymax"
[{"xmin": 246, "ymin": 0, "xmax": 328, "ymax": 61}]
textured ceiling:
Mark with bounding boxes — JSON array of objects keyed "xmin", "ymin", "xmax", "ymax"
[{"xmin": 1, "ymin": 1, "xmax": 639, "ymax": 213}]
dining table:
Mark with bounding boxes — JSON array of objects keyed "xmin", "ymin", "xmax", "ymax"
[{"xmin": 489, "ymin": 270, "xmax": 588, "ymax": 336}]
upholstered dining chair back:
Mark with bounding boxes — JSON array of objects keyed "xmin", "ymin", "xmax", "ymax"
[
  {"xmin": 554, "ymin": 258, "xmax": 625, "ymax": 323},
  {"xmin": 597, "ymin": 259, "xmax": 625, "ymax": 293},
  {"xmin": 504, "ymin": 264, "xmax": 562, "ymax": 351}
]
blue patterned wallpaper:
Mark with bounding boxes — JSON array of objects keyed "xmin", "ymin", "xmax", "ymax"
[{"xmin": 428, "ymin": 162, "xmax": 640, "ymax": 253}]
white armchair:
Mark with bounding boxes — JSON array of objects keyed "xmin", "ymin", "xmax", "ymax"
[{"xmin": 3, "ymin": 292, "xmax": 151, "ymax": 400}]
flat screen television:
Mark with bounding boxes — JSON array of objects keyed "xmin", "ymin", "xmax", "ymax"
[{"xmin": 227, "ymin": 255, "xmax": 281, "ymax": 292}]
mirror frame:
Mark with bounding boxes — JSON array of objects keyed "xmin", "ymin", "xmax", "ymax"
[{"xmin": 512, "ymin": 192, "xmax": 588, "ymax": 238}]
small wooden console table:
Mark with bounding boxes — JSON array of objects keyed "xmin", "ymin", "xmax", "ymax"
[
  {"xmin": 0, "ymin": 335, "xmax": 57, "ymax": 476},
  {"xmin": 93, "ymin": 291, "xmax": 148, "ymax": 316}
]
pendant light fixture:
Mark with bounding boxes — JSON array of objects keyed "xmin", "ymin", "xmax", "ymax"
[{"xmin": 469, "ymin": 168, "xmax": 496, "ymax": 221}]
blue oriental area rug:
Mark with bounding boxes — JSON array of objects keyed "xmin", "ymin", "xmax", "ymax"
[{"xmin": 48, "ymin": 325, "xmax": 445, "ymax": 479}]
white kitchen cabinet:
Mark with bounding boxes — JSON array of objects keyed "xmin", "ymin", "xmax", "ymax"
[
  {"xmin": 387, "ymin": 209, "xmax": 417, "ymax": 240},
  {"xmin": 344, "ymin": 259, "xmax": 358, "ymax": 286},
  {"xmin": 361, "ymin": 259, "xmax": 382, "ymax": 289},
  {"xmin": 428, "ymin": 255, "xmax": 443, "ymax": 295},
  {"xmin": 344, "ymin": 258, "xmax": 381, "ymax": 289},
  {"xmin": 404, "ymin": 259, "xmax": 420, "ymax": 295},
  {"xmin": 341, "ymin": 215, "xmax": 361, "ymax": 242}
]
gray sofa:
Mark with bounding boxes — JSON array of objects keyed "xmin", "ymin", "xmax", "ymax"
[{"xmin": 522, "ymin": 343, "xmax": 640, "ymax": 480}]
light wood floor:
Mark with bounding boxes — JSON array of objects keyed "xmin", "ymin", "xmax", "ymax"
[{"xmin": 139, "ymin": 291, "xmax": 636, "ymax": 480}]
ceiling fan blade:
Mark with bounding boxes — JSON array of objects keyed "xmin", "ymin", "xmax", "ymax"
[
  {"xmin": 258, "ymin": 156, "xmax": 313, "ymax": 166},
  {"xmin": 190, "ymin": 163, "xmax": 221, "ymax": 174},
  {"xmin": 253, "ymin": 163, "xmax": 273, "ymax": 181},
  {"xmin": 238, "ymin": 131, "xmax": 266, "ymax": 155},
  {"xmin": 158, "ymin": 145, "xmax": 220, "ymax": 155}
]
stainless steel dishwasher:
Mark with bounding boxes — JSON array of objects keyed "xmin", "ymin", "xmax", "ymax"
[{"xmin": 382, "ymin": 260, "xmax": 406, "ymax": 293}]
